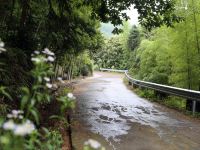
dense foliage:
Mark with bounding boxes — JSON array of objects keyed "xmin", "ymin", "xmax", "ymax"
[
  {"xmin": 129, "ymin": 0, "xmax": 200, "ymax": 91},
  {"xmin": 0, "ymin": 0, "xmax": 186, "ymax": 149},
  {"xmin": 86, "ymin": 0, "xmax": 180, "ymax": 32},
  {"xmin": 95, "ymin": 0, "xmax": 200, "ymax": 89},
  {"xmin": 0, "ymin": 0, "xmax": 180, "ymax": 91},
  {"xmin": 93, "ymin": 37, "xmax": 127, "ymax": 69},
  {"xmin": 0, "ymin": 0, "xmax": 102, "ymax": 96},
  {"xmin": 94, "ymin": 0, "xmax": 200, "ymax": 111}
]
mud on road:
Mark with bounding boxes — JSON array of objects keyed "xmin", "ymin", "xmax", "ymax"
[{"xmin": 72, "ymin": 72, "xmax": 200, "ymax": 150}]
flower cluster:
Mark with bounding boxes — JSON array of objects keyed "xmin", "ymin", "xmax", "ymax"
[
  {"xmin": 2, "ymin": 110, "xmax": 35, "ymax": 136},
  {"xmin": 0, "ymin": 40, "xmax": 6, "ymax": 53},
  {"xmin": 84, "ymin": 139, "xmax": 102, "ymax": 149},
  {"xmin": 44, "ymin": 77, "xmax": 59, "ymax": 89},
  {"xmin": 14, "ymin": 120, "xmax": 35, "ymax": 136},
  {"xmin": 30, "ymin": 48, "xmax": 57, "ymax": 89},
  {"xmin": 43, "ymin": 76, "xmax": 53, "ymax": 89},
  {"xmin": 46, "ymin": 83, "xmax": 53, "ymax": 89},
  {"xmin": 44, "ymin": 77, "xmax": 50, "ymax": 82},
  {"xmin": 31, "ymin": 48, "xmax": 55, "ymax": 63},
  {"xmin": 46, "ymin": 76, "xmax": 67, "ymax": 89},
  {"xmin": 7, "ymin": 110, "xmax": 24, "ymax": 119},
  {"xmin": 31, "ymin": 57, "xmax": 46, "ymax": 63},
  {"xmin": 43, "ymin": 48, "xmax": 55, "ymax": 62},
  {"xmin": 67, "ymin": 93, "xmax": 76, "ymax": 100},
  {"xmin": 43, "ymin": 48, "xmax": 55, "ymax": 56}
]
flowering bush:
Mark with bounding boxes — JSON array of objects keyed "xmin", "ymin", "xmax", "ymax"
[
  {"xmin": 21, "ymin": 48, "xmax": 56, "ymax": 124},
  {"xmin": 25, "ymin": 128, "xmax": 63, "ymax": 150},
  {"xmin": 5, "ymin": 110, "xmax": 35, "ymax": 136},
  {"xmin": 0, "ymin": 42, "xmax": 75, "ymax": 149},
  {"xmin": 0, "ymin": 110, "xmax": 36, "ymax": 149}
]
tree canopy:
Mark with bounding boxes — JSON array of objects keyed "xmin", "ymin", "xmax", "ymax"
[{"xmin": 85, "ymin": 0, "xmax": 180, "ymax": 32}]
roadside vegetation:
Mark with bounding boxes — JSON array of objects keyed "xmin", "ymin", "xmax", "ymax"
[
  {"xmin": 94, "ymin": 0, "xmax": 200, "ymax": 113},
  {"xmin": 125, "ymin": 79, "xmax": 200, "ymax": 117},
  {"xmin": 124, "ymin": 79, "xmax": 187, "ymax": 112},
  {"xmin": 0, "ymin": 0, "xmax": 192, "ymax": 149}
]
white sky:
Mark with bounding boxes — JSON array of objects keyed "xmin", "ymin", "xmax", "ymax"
[
  {"xmin": 125, "ymin": 6, "xmax": 139, "ymax": 25},
  {"xmin": 100, "ymin": 6, "xmax": 139, "ymax": 37}
]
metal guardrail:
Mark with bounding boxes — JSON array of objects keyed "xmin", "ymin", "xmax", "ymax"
[
  {"xmin": 100, "ymin": 68, "xmax": 200, "ymax": 114},
  {"xmin": 125, "ymin": 71, "xmax": 200, "ymax": 101},
  {"xmin": 100, "ymin": 68, "xmax": 128, "ymax": 73}
]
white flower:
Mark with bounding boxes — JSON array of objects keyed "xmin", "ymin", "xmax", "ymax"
[
  {"xmin": 3, "ymin": 120, "xmax": 16, "ymax": 130},
  {"xmin": 22, "ymin": 120, "xmax": 35, "ymax": 134},
  {"xmin": 42, "ymin": 48, "xmax": 55, "ymax": 56},
  {"xmin": 34, "ymin": 51, "xmax": 40, "ymax": 55},
  {"xmin": 14, "ymin": 120, "xmax": 35, "ymax": 136},
  {"xmin": 7, "ymin": 110, "xmax": 24, "ymax": 119},
  {"xmin": 7, "ymin": 114, "xmax": 13, "ymax": 118},
  {"xmin": 31, "ymin": 57, "xmax": 42, "ymax": 63},
  {"xmin": 11, "ymin": 111, "xmax": 18, "ymax": 118},
  {"xmin": 44, "ymin": 77, "xmax": 50, "ymax": 82},
  {"xmin": 84, "ymin": 139, "xmax": 101, "ymax": 149},
  {"xmin": 12, "ymin": 110, "xmax": 23, "ymax": 115},
  {"xmin": 18, "ymin": 115, "xmax": 24, "ymax": 119},
  {"xmin": 12, "ymin": 110, "xmax": 19, "ymax": 115},
  {"xmin": 46, "ymin": 83, "xmax": 53, "ymax": 89},
  {"xmin": 57, "ymin": 77, "xmax": 65, "ymax": 83},
  {"xmin": 0, "ymin": 41, "xmax": 5, "ymax": 47},
  {"xmin": 67, "ymin": 93, "xmax": 76, "ymax": 100},
  {"xmin": 6, "ymin": 110, "xmax": 24, "ymax": 119},
  {"xmin": 0, "ymin": 41, "xmax": 6, "ymax": 53},
  {"xmin": 47, "ymin": 56, "xmax": 55, "ymax": 62},
  {"xmin": 0, "ymin": 47, "xmax": 6, "ymax": 53},
  {"xmin": 14, "ymin": 125, "xmax": 25, "ymax": 136},
  {"xmin": 67, "ymin": 93, "xmax": 73, "ymax": 99},
  {"xmin": 31, "ymin": 56, "xmax": 47, "ymax": 63}
]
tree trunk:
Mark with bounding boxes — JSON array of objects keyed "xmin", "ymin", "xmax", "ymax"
[{"xmin": 17, "ymin": 0, "xmax": 30, "ymax": 50}]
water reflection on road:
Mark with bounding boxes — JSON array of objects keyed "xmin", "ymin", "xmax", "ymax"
[{"xmin": 72, "ymin": 72, "xmax": 200, "ymax": 150}]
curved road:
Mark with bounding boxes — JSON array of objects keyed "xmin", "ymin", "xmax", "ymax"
[{"xmin": 72, "ymin": 72, "xmax": 200, "ymax": 150}]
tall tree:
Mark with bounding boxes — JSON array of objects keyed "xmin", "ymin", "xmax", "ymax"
[{"xmin": 127, "ymin": 25, "xmax": 140, "ymax": 51}]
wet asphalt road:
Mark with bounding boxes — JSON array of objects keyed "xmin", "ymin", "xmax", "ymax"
[{"xmin": 72, "ymin": 72, "xmax": 200, "ymax": 150}]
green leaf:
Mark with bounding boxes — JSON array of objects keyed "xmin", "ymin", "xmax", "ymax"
[
  {"xmin": 30, "ymin": 109, "xmax": 39, "ymax": 125},
  {"xmin": 50, "ymin": 115, "xmax": 68, "ymax": 125},
  {"xmin": 0, "ymin": 86, "xmax": 12, "ymax": 100},
  {"xmin": 20, "ymin": 95, "xmax": 29, "ymax": 109}
]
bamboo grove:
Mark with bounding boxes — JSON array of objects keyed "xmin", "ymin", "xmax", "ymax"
[{"xmin": 93, "ymin": 0, "xmax": 200, "ymax": 110}]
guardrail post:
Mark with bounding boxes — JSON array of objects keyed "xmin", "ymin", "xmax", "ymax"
[
  {"xmin": 192, "ymin": 100, "xmax": 196, "ymax": 115},
  {"xmin": 132, "ymin": 82, "xmax": 137, "ymax": 88},
  {"xmin": 186, "ymin": 99, "xmax": 193, "ymax": 111}
]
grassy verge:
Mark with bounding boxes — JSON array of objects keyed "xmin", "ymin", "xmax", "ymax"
[{"xmin": 124, "ymin": 78, "xmax": 200, "ymax": 118}]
